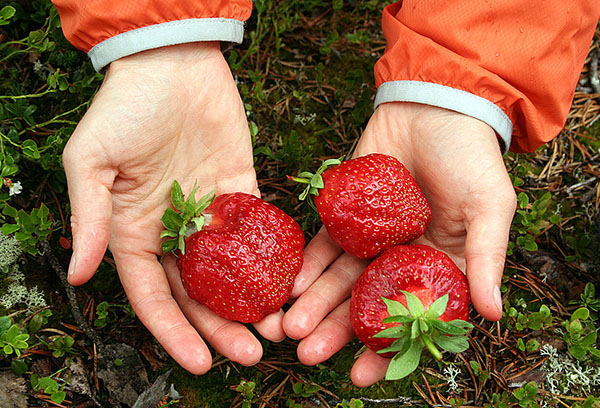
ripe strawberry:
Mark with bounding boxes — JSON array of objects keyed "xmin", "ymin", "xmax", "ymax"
[
  {"xmin": 289, "ymin": 153, "xmax": 431, "ymax": 259},
  {"xmin": 161, "ymin": 181, "xmax": 304, "ymax": 323},
  {"xmin": 350, "ymin": 244, "xmax": 472, "ymax": 380}
]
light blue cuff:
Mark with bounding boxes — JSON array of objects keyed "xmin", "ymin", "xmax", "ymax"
[
  {"xmin": 374, "ymin": 80, "xmax": 512, "ymax": 154},
  {"xmin": 88, "ymin": 18, "xmax": 245, "ymax": 72}
]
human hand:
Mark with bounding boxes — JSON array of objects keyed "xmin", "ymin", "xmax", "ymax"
[
  {"xmin": 63, "ymin": 42, "xmax": 285, "ymax": 375},
  {"xmin": 283, "ymin": 102, "xmax": 517, "ymax": 386}
]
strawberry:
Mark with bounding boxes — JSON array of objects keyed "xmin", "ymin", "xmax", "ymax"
[
  {"xmin": 350, "ymin": 244, "xmax": 472, "ymax": 380},
  {"xmin": 161, "ymin": 181, "xmax": 304, "ymax": 323},
  {"xmin": 289, "ymin": 153, "xmax": 431, "ymax": 259}
]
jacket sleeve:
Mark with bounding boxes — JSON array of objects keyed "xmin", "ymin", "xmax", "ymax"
[
  {"xmin": 51, "ymin": 0, "xmax": 253, "ymax": 72},
  {"xmin": 373, "ymin": 1, "xmax": 600, "ymax": 153}
]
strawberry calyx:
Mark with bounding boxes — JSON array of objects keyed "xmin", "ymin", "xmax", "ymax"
[
  {"xmin": 374, "ymin": 291, "xmax": 473, "ymax": 381},
  {"xmin": 160, "ymin": 180, "xmax": 216, "ymax": 255},
  {"xmin": 287, "ymin": 157, "xmax": 343, "ymax": 200}
]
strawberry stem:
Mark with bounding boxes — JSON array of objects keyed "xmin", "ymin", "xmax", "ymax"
[
  {"xmin": 421, "ymin": 333, "xmax": 443, "ymax": 361},
  {"xmin": 288, "ymin": 156, "xmax": 343, "ymax": 201}
]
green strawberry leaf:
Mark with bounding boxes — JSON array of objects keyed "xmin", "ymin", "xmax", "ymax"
[
  {"xmin": 401, "ymin": 290, "xmax": 425, "ymax": 317},
  {"xmin": 159, "ymin": 230, "xmax": 178, "ymax": 239},
  {"xmin": 161, "ymin": 239, "xmax": 177, "ymax": 254},
  {"xmin": 411, "ymin": 318, "xmax": 421, "ymax": 339},
  {"xmin": 418, "ymin": 319, "xmax": 430, "ymax": 334},
  {"xmin": 425, "ymin": 294, "xmax": 448, "ymax": 320},
  {"xmin": 433, "ymin": 334, "xmax": 470, "ymax": 353},
  {"xmin": 311, "ymin": 174, "xmax": 325, "ymax": 189},
  {"xmin": 374, "ymin": 324, "xmax": 410, "ymax": 338},
  {"xmin": 382, "ymin": 315, "xmax": 414, "ymax": 324},
  {"xmin": 430, "ymin": 320, "xmax": 472, "ymax": 336},
  {"xmin": 385, "ymin": 340, "xmax": 424, "ymax": 380},
  {"xmin": 382, "ymin": 297, "xmax": 410, "ymax": 317},
  {"xmin": 161, "ymin": 208, "xmax": 184, "ymax": 231},
  {"xmin": 171, "ymin": 180, "xmax": 185, "ymax": 211},
  {"xmin": 377, "ymin": 336, "xmax": 410, "ymax": 355}
]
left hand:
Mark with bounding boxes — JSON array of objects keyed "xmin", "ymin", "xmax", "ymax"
[{"xmin": 283, "ymin": 102, "xmax": 517, "ymax": 386}]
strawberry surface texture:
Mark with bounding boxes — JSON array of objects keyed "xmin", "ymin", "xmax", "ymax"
[
  {"xmin": 176, "ymin": 192, "xmax": 304, "ymax": 323},
  {"xmin": 350, "ymin": 244, "xmax": 470, "ymax": 354},
  {"xmin": 314, "ymin": 153, "xmax": 432, "ymax": 259}
]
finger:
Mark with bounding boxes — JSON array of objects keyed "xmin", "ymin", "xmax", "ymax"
[
  {"xmin": 350, "ymin": 348, "xmax": 389, "ymax": 387},
  {"xmin": 62, "ymin": 142, "xmax": 115, "ymax": 286},
  {"xmin": 465, "ymin": 193, "xmax": 516, "ymax": 321},
  {"xmin": 284, "ymin": 254, "xmax": 368, "ymax": 339},
  {"xmin": 115, "ymin": 253, "xmax": 214, "ymax": 374},
  {"xmin": 164, "ymin": 255, "xmax": 262, "ymax": 366},
  {"xmin": 291, "ymin": 226, "xmax": 342, "ymax": 298},
  {"xmin": 296, "ymin": 299, "xmax": 355, "ymax": 366},
  {"xmin": 253, "ymin": 309, "xmax": 286, "ymax": 342}
]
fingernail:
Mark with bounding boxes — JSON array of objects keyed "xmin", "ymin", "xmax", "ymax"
[
  {"xmin": 493, "ymin": 285, "xmax": 503, "ymax": 314},
  {"xmin": 68, "ymin": 254, "xmax": 77, "ymax": 276}
]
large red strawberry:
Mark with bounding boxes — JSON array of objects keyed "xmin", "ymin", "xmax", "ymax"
[
  {"xmin": 350, "ymin": 244, "xmax": 472, "ymax": 380},
  {"xmin": 289, "ymin": 153, "xmax": 431, "ymax": 259},
  {"xmin": 161, "ymin": 181, "xmax": 304, "ymax": 323}
]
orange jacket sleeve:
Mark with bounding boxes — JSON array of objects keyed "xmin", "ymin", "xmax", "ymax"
[
  {"xmin": 374, "ymin": 1, "xmax": 600, "ymax": 153},
  {"xmin": 51, "ymin": 0, "xmax": 252, "ymax": 71}
]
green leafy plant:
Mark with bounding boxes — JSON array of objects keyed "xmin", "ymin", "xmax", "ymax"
[
  {"xmin": 235, "ymin": 380, "xmax": 257, "ymax": 408},
  {"xmin": 1, "ymin": 203, "xmax": 52, "ymax": 254},
  {"xmin": 469, "ymin": 360, "xmax": 490, "ymax": 382},
  {"xmin": 47, "ymin": 335, "xmax": 74, "ymax": 358},
  {"xmin": 509, "ymin": 191, "xmax": 561, "ymax": 253},
  {"xmin": 335, "ymin": 400, "xmax": 364, "ymax": 408},
  {"xmin": 570, "ymin": 283, "xmax": 600, "ymax": 318},
  {"xmin": 292, "ymin": 381, "xmax": 319, "ymax": 398},
  {"xmin": 31, "ymin": 368, "xmax": 68, "ymax": 404},
  {"xmin": 0, "ymin": 5, "xmax": 16, "ymax": 26},
  {"xmin": 0, "ymin": 316, "xmax": 30, "ymax": 357},
  {"xmin": 506, "ymin": 303, "xmax": 553, "ymax": 331},
  {"xmin": 94, "ymin": 301, "xmax": 135, "ymax": 328},
  {"xmin": 563, "ymin": 307, "xmax": 600, "ymax": 362},
  {"xmin": 373, "ymin": 292, "xmax": 473, "ymax": 380}
]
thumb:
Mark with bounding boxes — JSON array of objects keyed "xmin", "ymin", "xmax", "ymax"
[
  {"xmin": 464, "ymin": 197, "xmax": 516, "ymax": 321},
  {"xmin": 63, "ymin": 143, "xmax": 115, "ymax": 286}
]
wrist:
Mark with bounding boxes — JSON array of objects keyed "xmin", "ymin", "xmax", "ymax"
[{"xmin": 106, "ymin": 42, "xmax": 225, "ymax": 77}]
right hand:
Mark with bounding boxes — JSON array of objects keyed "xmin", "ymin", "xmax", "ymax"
[{"xmin": 62, "ymin": 42, "xmax": 284, "ymax": 374}]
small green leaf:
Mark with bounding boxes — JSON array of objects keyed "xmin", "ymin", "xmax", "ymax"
[
  {"xmin": 161, "ymin": 208, "xmax": 184, "ymax": 231},
  {"xmin": 1, "ymin": 224, "xmax": 20, "ymax": 235},
  {"xmin": 385, "ymin": 341, "xmax": 424, "ymax": 380},
  {"xmin": 171, "ymin": 181, "xmax": 185, "ymax": 211},
  {"xmin": 160, "ymin": 230, "xmax": 178, "ymax": 239},
  {"xmin": 374, "ymin": 325, "xmax": 409, "ymax": 338},
  {"xmin": 311, "ymin": 174, "xmax": 325, "ymax": 189},
  {"xmin": 431, "ymin": 320, "xmax": 472, "ymax": 335},
  {"xmin": 377, "ymin": 336, "xmax": 409, "ymax": 355},
  {"xmin": 433, "ymin": 334, "xmax": 470, "ymax": 353},
  {"xmin": 195, "ymin": 190, "xmax": 216, "ymax": 214},
  {"xmin": 381, "ymin": 315, "xmax": 414, "ymax": 324},
  {"xmin": 382, "ymin": 297, "xmax": 410, "ymax": 317},
  {"xmin": 571, "ymin": 307, "xmax": 590, "ymax": 322},
  {"xmin": 51, "ymin": 390, "xmax": 66, "ymax": 404},
  {"xmin": 425, "ymin": 294, "xmax": 448, "ymax": 320},
  {"xmin": 297, "ymin": 171, "xmax": 314, "ymax": 180},
  {"xmin": 161, "ymin": 239, "xmax": 177, "ymax": 254},
  {"xmin": 401, "ymin": 291, "xmax": 425, "ymax": 316}
]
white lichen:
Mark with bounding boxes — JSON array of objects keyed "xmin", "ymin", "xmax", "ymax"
[
  {"xmin": 540, "ymin": 344, "xmax": 600, "ymax": 396},
  {"xmin": 443, "ymin": 365, "xmax": 462, "ymax": 393},
  {"xmin": 0, "ymin": 237, "xmax": 46, "ymax": 311},
  {"xmin": 0, "ymin": 234, "xmax": 22, "ymax": 273}
]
